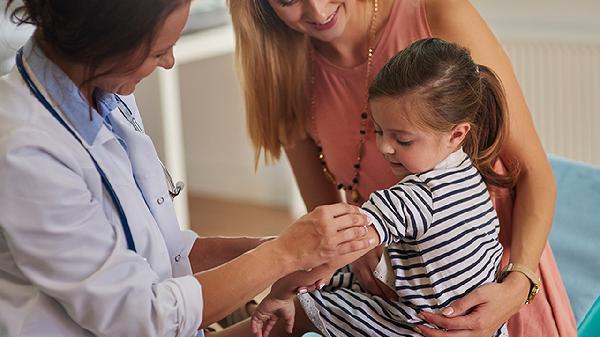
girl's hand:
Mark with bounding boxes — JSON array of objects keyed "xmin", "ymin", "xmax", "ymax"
[
  {"xmin": 251, "ymin": 296, "xmax": 296, "ymax": 337},
  {"xmin": 275, "ymin": 203, "xmax": 373, "ymax": 273},
  {"xmin": 416, "ymin": 274, "xmax": 530, "ymax": 336}
]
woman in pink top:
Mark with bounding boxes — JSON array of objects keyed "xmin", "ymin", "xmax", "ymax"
[{"xmin": 225, "ymin": 1, "xmax": 577, "ymax": 336}]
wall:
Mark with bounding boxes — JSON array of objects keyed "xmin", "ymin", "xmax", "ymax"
[
  {"xmin": 135, "ymin": 51, "xmax": 298, "ymax": 209},
  {"xmin": 137, "ymin": 0, "xmax": 600, "ymax": 212},
  {"xmin": 2, "ymin": 1, "xmax": 598, "ymax": 212},
  {"xmin": 472, "ymin": 0, "xmax": 600, "ymax": 166}
]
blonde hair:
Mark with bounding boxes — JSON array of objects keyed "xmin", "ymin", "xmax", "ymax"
[{"xmin": 228, "ymin": 0, "xmax": 309, "ymax": 165}]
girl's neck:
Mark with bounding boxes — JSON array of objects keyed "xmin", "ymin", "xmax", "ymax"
[
  {"xmin": 311, "ymin": 0, "xmax": 393, "ymax": 68},
  {"xmin": 35, "ymin": 33, "xmax": 97, "ymax": 108}
]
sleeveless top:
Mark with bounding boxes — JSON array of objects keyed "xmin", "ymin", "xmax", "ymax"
[
  {"xmin": 308, "ymin": 0, "xmax": 431, "ymax": 204},
  {"xmin": 306, "ymin": 1, "xmax": 577, "ymax": 336}
]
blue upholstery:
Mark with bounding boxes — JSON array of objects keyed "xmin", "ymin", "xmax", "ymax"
[
  {"xmin": 578, "ymin": 296, "xmax": 600, "ymax": 337},
  {"xmin": 548, "ymin": 155, "xmax": 600, "ymax": 326}
]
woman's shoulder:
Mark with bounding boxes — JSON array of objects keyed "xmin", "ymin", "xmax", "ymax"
[
  {"xmin": 422, "ymin": 0, "xmax": 490, "ymax": 42},
  {"xmin": 374, "ymin": 0, "xmax": 432, "ymax": 63}
]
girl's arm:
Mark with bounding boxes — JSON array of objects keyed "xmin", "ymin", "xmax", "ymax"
[
  {"xmin": 419, "ymin": 0, "xmax": 556, "ymax": 335},
  {"xmin": 286, "ymin": 137, "xmax": 394, "ymax": 299}
]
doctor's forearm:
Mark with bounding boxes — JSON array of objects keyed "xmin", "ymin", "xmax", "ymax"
[
  {"xmin": 271, "ymin": 227, "xmax": 378, "ymax": 300},
  {"xmin": 189, "ymin": 236, "xmax": 274, "ymax": 273},
  {"xmin": 194, "ymin": 239, "xmax": 294, "ymax": 327}
]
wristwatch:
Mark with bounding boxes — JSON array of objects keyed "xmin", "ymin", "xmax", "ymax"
[{"xmin": 497, "ymin": 262, "xmax": 541, "ymax": 304}]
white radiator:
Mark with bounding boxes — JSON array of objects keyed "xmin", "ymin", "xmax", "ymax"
[{"xmin": 503, "ymin": 38, "xmax": 600, "ymax": 166}]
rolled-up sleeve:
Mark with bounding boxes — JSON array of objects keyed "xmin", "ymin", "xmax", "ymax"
[{"xmin": 0, "ymin": 128, "xmax": 203, "ymax": 337}]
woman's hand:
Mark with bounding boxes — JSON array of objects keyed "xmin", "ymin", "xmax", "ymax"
[
  {"xmin": 416, "ymin": 273, "xmax": 530, "ymax": 336},
  {"xmin": 275, "ymin": 203, "xmax": 374, "ymax": 273}
]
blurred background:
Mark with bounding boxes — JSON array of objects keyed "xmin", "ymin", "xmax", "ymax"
[{"xmin": 1, "ymin": 0, "xmax": 599, "ymax": 238}]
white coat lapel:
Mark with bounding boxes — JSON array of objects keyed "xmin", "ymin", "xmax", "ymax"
[{"xmin": 108, "ymin": 97, "xmax": 191, "ymax": 277}]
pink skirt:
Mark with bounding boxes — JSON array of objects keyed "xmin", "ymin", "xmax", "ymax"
[{"xmin": 492, "ymin": 178, "xmax": 577, "ymax": 337}]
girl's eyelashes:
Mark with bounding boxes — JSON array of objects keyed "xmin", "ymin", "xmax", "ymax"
[{"xmin": 396, "ymin": 139, "xmax": 413, "ymax": 146}]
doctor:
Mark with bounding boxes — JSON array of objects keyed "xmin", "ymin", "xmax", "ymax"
[{"xmin": 0, "ymin": 1, "xmax": 374, "ymax": 336}]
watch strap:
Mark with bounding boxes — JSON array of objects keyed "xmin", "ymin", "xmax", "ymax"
[{"xmin": 497, "ymin": 263, "xmax": 541, "ymax": 304}]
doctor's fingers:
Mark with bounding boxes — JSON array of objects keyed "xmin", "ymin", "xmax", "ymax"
[
  {"xmin": 331, "ymin": 222, "xmax": 370, "ymax": 245},
  {"xmin": 328, "ymin": 212, "xmax": 370, "ymax": 233},
  {"xmin": 312, "ymin": 203, "xmax": 364, "ymax": 223},
  {"xmin": 334, "ymin": 237, "xmax": 376, "ymax": 256}
]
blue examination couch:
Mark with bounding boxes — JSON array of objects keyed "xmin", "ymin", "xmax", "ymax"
[{"xmin": 548, "ymin": 156, "xmax": 600, "ymax": 336}]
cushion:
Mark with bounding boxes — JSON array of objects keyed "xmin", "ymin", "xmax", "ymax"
[{"xmin": 548, "ymin": 155, "xmax": 600, "ymax": 324}]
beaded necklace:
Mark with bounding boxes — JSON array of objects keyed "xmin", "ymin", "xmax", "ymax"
[{"xmin": 310, "ymin": 0, "xmax": 379, "ymax": 204}]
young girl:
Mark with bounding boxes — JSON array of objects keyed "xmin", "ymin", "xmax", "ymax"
[{"xmin": 251, "ymin": 38, "xmax": 518, "ymax": 337}]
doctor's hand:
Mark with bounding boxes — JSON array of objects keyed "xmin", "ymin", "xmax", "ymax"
[{"xmin": 275, "ymin": 203, "xmax": 374, "ymax": 273}]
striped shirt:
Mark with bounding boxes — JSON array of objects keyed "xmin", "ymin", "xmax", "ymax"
[{"xmin": 299, "ymin": 149, "xmax": 508, "ymax": 337}]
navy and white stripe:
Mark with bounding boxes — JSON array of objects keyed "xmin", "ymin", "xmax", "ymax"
[{"xmin": 299, "ymin": 149, "xmax": 508, "ymax": 337}]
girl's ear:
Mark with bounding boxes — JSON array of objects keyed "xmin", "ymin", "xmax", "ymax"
[{"xmin": 449, "ymin": 122, "xmax": 471, "ymax": 147}]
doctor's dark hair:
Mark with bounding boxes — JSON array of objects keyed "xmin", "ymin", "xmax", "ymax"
[
  {"xmin": 369, "ymin": 38, "xmax": 519, "ymax": 188},
  {"xmin": 5, "ymin": 0, "xmax": 187, "ymax": 78}
]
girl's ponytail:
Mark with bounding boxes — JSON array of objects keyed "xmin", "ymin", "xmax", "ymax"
[{"xmin": 464, "ymin": 65, "xmax": 519, "ymax": 188}]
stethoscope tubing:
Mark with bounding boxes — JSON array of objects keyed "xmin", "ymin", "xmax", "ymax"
[{"xmin": 15, "ymin": 49, "xmax": 137, "ymax": 252}]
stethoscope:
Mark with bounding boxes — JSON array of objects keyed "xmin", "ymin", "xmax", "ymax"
[
  {"xmin": 114, "ymin": 95, "xmax": 185, "ymax": 199},
  {"xmin": 15, "ymin": 49, "xmax": 184, "ymax": 253}
]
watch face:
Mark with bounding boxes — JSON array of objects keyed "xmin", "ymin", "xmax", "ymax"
[{"xmin": 528, "ymin": 284, "xmax": 541, "ymax": 303}]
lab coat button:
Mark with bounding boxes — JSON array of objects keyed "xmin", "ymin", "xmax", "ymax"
[
  {"xmin": 157, "ymin": 196, "xmax": 165, "ymax": 205},
  {"xmin": 174, "ymin": 254, "xmax": 181, "ymax": 262}
]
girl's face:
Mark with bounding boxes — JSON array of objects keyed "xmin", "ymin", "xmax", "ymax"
[
  {"xmin": 266, "ymin": 0, "xmax": 359, "ymax": 42},
  {"xmin": 93, "ymin": 1, "xmax": 191, "ymax": 95},
  {"xmin": 370, "ymin": 96, "xmax": 462, "ymax": 177}
]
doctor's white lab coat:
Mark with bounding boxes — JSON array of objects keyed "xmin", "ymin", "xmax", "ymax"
[{"xmin": 0, "ymin": 65, "xmax": 204, "ymax": 337}]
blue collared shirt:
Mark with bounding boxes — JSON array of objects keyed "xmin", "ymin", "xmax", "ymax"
[{"xmin": 23, "ymin": 39, "xmax": 124, "ymax": 147}]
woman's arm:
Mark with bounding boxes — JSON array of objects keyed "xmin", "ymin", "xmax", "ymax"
[
  {"xmin": 195, "ymin": 203, "xmax": 372, "ymax": 327},
  {"xmin": 285, "ymin": 137, "xmax": 342, "ymax": 211},
  {"xmin": 419, "ymin": 0, "xmax": 557, "ymax": 335}
]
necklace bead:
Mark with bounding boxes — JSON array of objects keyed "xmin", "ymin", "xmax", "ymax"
[{"xmin": 310, "ymin": 0, "xmax": 379, "ymax": 204}]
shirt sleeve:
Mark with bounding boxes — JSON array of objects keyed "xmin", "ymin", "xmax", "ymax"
[
  {"xmin": 361, "ymin": 182, "xmax": 433, "ymax": 244},
  {"xmin": 0, "ymin": 127, "xmax": 202, "ymax": 337}
]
